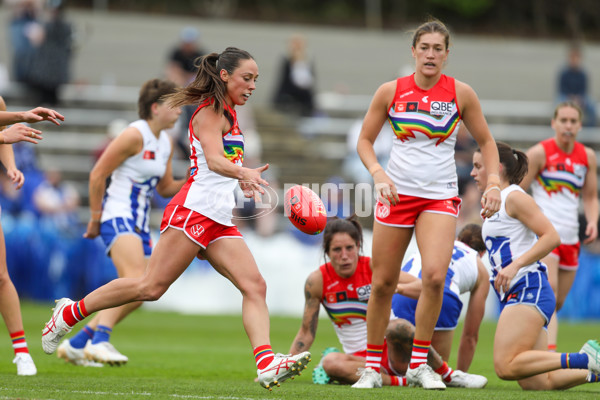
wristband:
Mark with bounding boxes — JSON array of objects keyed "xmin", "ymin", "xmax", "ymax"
[{"xmin": 483, "ymin": 185, "xmax": 501, "ymax": 197}]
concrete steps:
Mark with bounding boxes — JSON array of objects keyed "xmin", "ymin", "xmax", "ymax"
[{"xmin": 254, "ymin": 106, "xmax": 346, "ymax": 186}]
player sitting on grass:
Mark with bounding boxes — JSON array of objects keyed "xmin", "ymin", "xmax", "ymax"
[{"xmin": 289, "ymin": 216, "xmax": 487, "ymax": 388}]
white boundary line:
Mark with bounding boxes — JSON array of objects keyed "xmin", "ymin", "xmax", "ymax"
[{"xmin": 0, "ymin": 387, "xmax": 271, "ymax": 400}]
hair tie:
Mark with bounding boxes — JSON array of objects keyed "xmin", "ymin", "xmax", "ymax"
[{"xmin": 512, "ymin": 149, "xmax": 518, "ymax": 160}]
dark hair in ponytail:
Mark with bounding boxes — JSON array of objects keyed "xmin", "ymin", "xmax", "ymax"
[
  {"xmin": 475, "ymin": 141, "xmax": 528, "ymax": 185},
  {"xmin": 497, "ymin": 141, "xmax": 528, "ymax": 185},
  {"xmin": 165, "ymin": 47, "xmax": 254, "ymax": 115}
]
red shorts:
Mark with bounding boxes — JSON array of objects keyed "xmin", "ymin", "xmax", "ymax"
[
  {"xmin": 160, "ymin": 204, "xmax": 243, "ymax": 249},
  {"xmin": 375, "ymin": 194, "xmax": 462, "ymax": 227},
  {"xmin": 352, "ymin": 340, "xmax": 396, "ymax": 376},
  {"xmin": 549, "ymin": 242, "xmax": 581, "ymax": 270}
]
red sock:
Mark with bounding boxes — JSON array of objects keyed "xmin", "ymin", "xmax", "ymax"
[
  {"xmin": 254, "ymin": 345, "xmax": 274, "ymax": 369},
  {"xmin": 62, "ymin": 299, "xmax": 89, "ymax": 327},
  {"xmin": 365, "ymin": 343, "xmax": 384, "ymax": 372},
  {"xmin": 390, "ymin": 375, "xmax": 408, "ymax": 386},
  {"xmin": 409, "ymin": 339, "xmax": 431, "ymax": 369},
  {"xmin": 10, "ymin": 331, "xmax": 29, "ymax": 355},
  {"xmin": 435, "ymin": 361, "xmax": 454, "ymax": 382},
  {"xmin": 548, "ymin": 344, "xmax": 557, "ymax": 352}
]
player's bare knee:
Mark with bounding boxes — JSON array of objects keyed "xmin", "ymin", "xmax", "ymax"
[
  {"xmin": 422, "ymin": 272, "xmax": 445, "ymax": 291},
  {"xmin": 322, "ymin": 353, "xmax": 347, "ymax": 378},
  {"xmin": 239, "ymin": 275, "xmax": 267, "ymax": 300},
  {"xmin": 321, "ymin": 354, "xmax": 337, "ymax": 372},
  {"xmin": 140, "ymin": 280, "xmax": 169, "ymax": 301},
  {"xmin": 494, "ymin": 362, "xmax": 517, "ymax": 381},
  {"xmin": 0, "ymin": 270, "xmax": 9, "ymax": 287},
  {"xmin": 371, "ymin": 279, "xmax": 397, "ymax": 298}
]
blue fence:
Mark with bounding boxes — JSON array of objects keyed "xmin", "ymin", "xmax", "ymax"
[
  {"xmin": 3, "ymin": 213, "xmax": 118, "ymax": 301},
  {"xmin": 558, "ymin": 248, "xmax": 600, "ymax": 320}
]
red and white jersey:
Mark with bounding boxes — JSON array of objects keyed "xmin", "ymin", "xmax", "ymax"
[
  {"xmin": 386, "ymin": 74, "xmax": 461, "ymax": 199},
  {"xmin": 531, "ymin": 138, "xmax": 588, "ymax": 244},
  {"xmin": 168, "ymin": 99, "xmax": 244, "ymax": 226},
  {"xmin": 320, "ymin": 256, "xmax": 372, "ymax": 354}
]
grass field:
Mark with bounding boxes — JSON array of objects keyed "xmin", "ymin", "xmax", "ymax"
[{"xmin": 0, "ymin": 302, "xmax": 599, "ymax": 399}]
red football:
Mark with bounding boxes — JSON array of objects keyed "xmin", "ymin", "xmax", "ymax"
[{"xmin": 284, "ymin": 185, "xmax": 327, "ymax": 235}]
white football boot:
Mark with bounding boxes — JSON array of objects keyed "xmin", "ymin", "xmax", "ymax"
[
  {"xmin": 406, "ymin": 364, "xmax": 446, "ymax": 390},
  {"xmin": 13, "ymin": 353, "xmax": 37, "ymax": 376},
  {"xmin": 84, "ymin": 341, "xmax": 129, "ymax": 366},
  {"xmin": 57, "ymin": 339, "xmax": 103, "ymax": 367},
  {"xmin": 42, "ymin": 298, "xmax": 74, "ymax": 354},
  {"xmin": 445, "ymin": 370, "xmax": 488, "ymax": 388},
  {"xmin": 580, "ymin": 339, "xmax": 600, "ymax": 374},
  {"xmin": 257, "ymin": 352, "xmax": 311, "ymax": 390},
  {"xmin": 351, "ymin": 367, "xmax": 382, "ymax": 389}
]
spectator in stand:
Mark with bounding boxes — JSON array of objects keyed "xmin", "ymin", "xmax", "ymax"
[
  {"xmin": 273, "ymin": 34, "xmax": 316, "ymax": 117},
  {"xmin": 165, "ymin": 26, "xmax": 207, "ymax": 160},
  {"xmin": 165, "ymin": 26, "xmax": 206, "ymax": 88},
  {"xmin": 557, "ymin": 43, "xmax": 596, "ymax": 127},
  {"xmin": 32, "ymin": 168, "xmax": 80, "ymax": 235},
  {"xmin": 23, "ymin": 0, "xmax": 73, "ymax": 106},
  {"xmin": 8, "ymin": 0, "xmax": 41, "ymax": 83}
]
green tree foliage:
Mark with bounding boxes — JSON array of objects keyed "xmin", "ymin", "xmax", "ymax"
[{"xmin": 429, "ymin": 0, "xmax": 494, "ymax": 18}]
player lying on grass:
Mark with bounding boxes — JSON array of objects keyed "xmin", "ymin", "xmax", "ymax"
[{"xmin": 289, "ymin": 216, "xmax": 487, "ymax": 388}]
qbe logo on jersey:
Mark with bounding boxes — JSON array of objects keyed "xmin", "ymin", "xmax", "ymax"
[
  {"xmin": 430, "ymin": 101, "xmax": 454, "ymax": 117},
  {"xmin": 356, "ymin": 284, "xmax": 371, "ymax": 301}
]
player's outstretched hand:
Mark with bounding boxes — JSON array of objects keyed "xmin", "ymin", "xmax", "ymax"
[
  {"xmin": 22, "ymin": 107, "xmax": 65, "ymax": 126},
  {"xmin": 1, "ymin": 123, "xmax": 42, "ymax": 144},
  {"xmin": 240, "ymin": 164, "xmax": 270, "ymax": 202}
]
